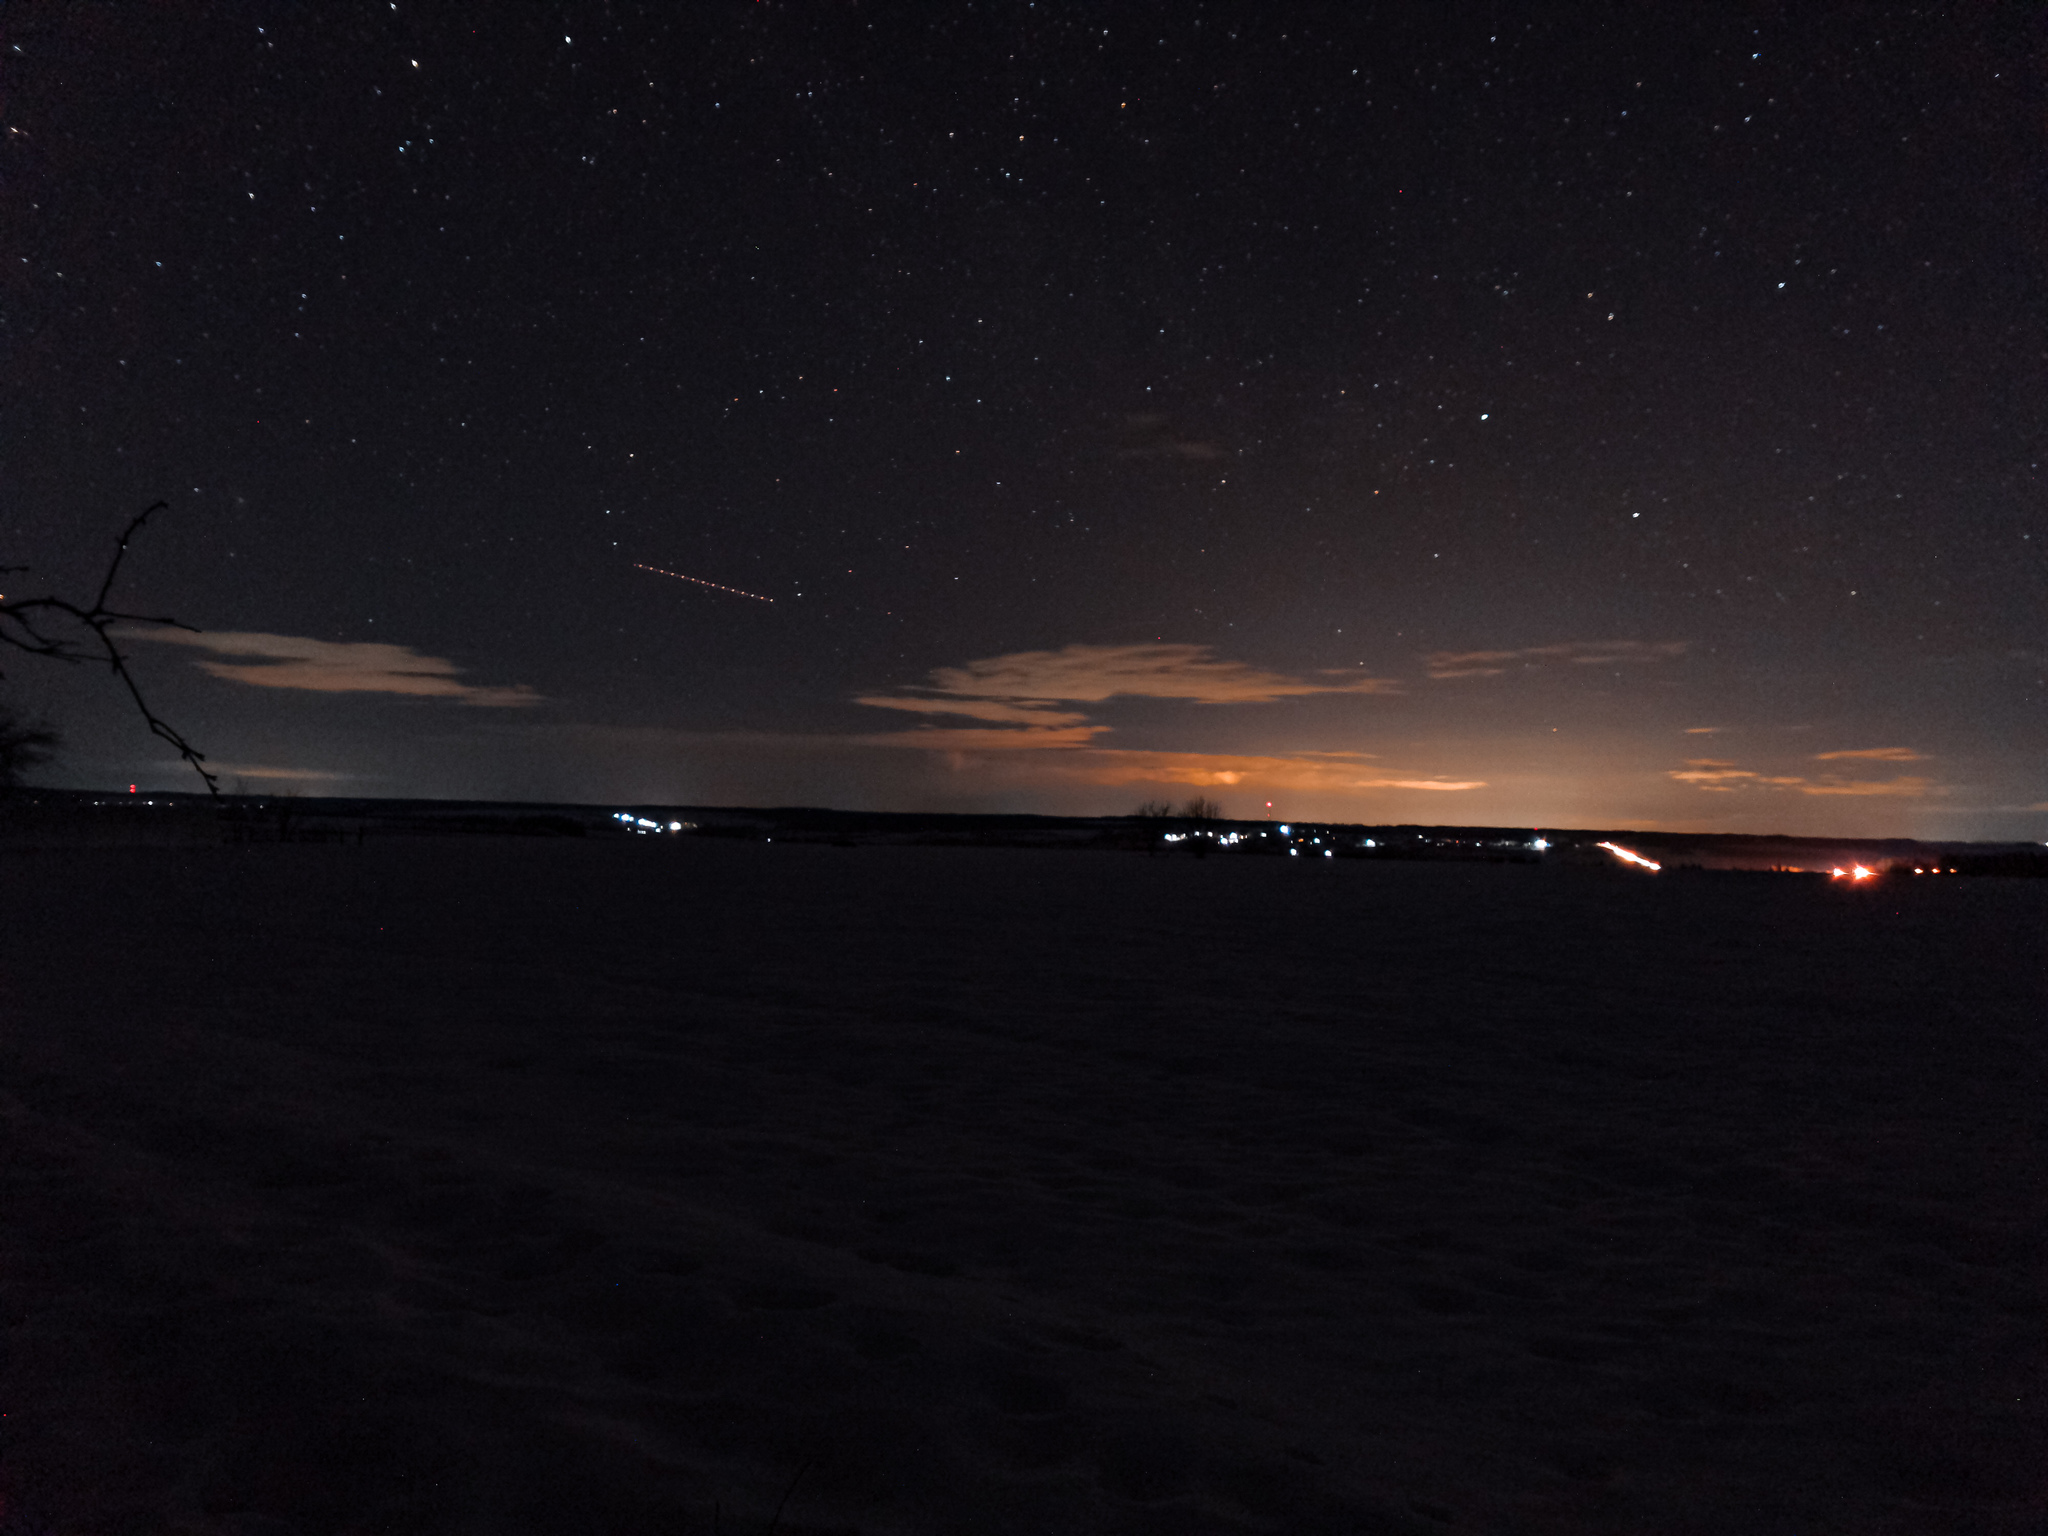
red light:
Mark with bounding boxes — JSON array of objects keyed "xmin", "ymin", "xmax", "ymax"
[{"xmin": 129, "ymin": 784, "xmax": 137, "ymax": 793}]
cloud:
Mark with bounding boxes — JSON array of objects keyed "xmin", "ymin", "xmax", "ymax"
[
  {"xmin": 851, "ymin": 694, "xmax": 1090, "ymax": 727},
  {"xmin": 207, "ymin": 762, "xmax": 351, "ymax": 782},
  {"xmin": 1813, "ymin": 747, "xmax": 1925, "ymax": 761},
  {"xmin": 848, "ymin": 643, "xmax": 1445, "ymax": 793},
  {"xmin": 1114, "ymin": 413, "xmax": 1224, "ymax": 461},
  {"xmin": 939, "ymin": 745, "xmax": 1482, "ymax": 792},
  {"xmin": 1667, "ymin": 759, "xmax": 1806, "ymax": 791},
  {"xmin": 1669, "ymin": 756, "xmax": 1939, "ymax": 799},
  {"xmin": 1684, "ymin": 726, "xmax": 1723, "ymax": 735},
  {"xmin": 1800, "ymin": 776, "xmax": 1936, "ymax": 798},
  {"xmin": 851, "ymin": 723, "xmax": 1109, "ymax": 752},
  {"xmin": 120, "ymin": 629, "xmax": 542, "ymax": 706},
  {"xmin": 1424, "ymin": 640, "xmax": 1687, "ymax": 680},
  {"xmin": 1056, "ymin": 750, "xmax": 1482, "ymax": 790},
  {"xmin": 914, "ymin": 643, "xmax": 1399, "ymax": 707}
]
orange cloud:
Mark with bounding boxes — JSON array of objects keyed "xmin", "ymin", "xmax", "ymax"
[
  {"xmin": 1813, "ymin": 747, "xmax": 1925, "ymax": 761},
  {"xmin": 1425, "ymin": 640, "xmax": 1687, "ymax": 680},
  {"xmin": 1669, "ymin": 755, "xmax": 1941, "ymax": 799},
  {"xmin": 1669, "ymin": 760, "xmax": 1760, "ymax": 788},
  {"xmin": 120, "ymin": 629, "xmax": 541, "ymax": 706},
  {"xmin": 1667, "ymin": 760, "xmax": 1808, "ymax": 792},
  {"xmin": 1800, "ymin": 776, "xmax": 1937, "ymax": 798},
  {"xmin": 850, "ymin": 644, "xmax": 1454, "ymax": 794},
  {"xmin": 849, "ymin": 730, "xmax": 1481, "ymax": 794},
  {"xmin": 208, "ymin": 762, "xmax": 350, "ymax": 782},
  {"xmin": 1034, "ymin": 750, "xmax": 1482, "ymax": 791},
  {"xmin": 915, "ymin": 642, "xmax": 1399, "ymax": 706}
]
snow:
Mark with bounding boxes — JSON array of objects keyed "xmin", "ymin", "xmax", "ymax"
[{"xmin": 2, "ymin": 839, "xmax": 2041, "ymax": 1533}]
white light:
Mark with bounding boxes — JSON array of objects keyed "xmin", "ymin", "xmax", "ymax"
[
  {"xmin": 1532, "ymin": 838, "xmax": 1549, "ymax": 851},
  {"xmin": 1323, "ymin": 850, "xmax": 1332, "ymax": 858},
  {"xmin": 1279, "ymin": 824, "xmax": 1290, "ymax": 835},
  {"xmin": 668, "ymin": 821, "xmax": 682, "ymax": 832},
  {"xmin": 1290, "ymin": 848, "xmax": 1298, "ymax": 857},
  {"xmin": 1596, "ymin": 841, "xmax": 1661, "ymax": 872}
]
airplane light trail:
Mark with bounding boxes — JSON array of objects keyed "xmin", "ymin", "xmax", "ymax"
[{"xmin": 633, "ymin": 563, "xmax": 775, "ymax": 603}]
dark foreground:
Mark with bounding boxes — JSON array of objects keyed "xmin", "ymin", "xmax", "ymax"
[{"xmin": 1, "ymin": 840, "xmax": 2042, "ymax": 1534}]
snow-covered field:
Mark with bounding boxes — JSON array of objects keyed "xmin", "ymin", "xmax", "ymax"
[{"xmin": 2, "ymin": 839, "xmax": 2041, "ymax": 1534}]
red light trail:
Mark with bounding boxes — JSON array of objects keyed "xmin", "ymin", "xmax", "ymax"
[{"xmin": 633, "ymin": 563, "xmax": 775, "ymax": 603}]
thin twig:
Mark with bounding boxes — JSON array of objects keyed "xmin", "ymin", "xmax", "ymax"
[
  {"xmin": 0, "ymin": 500, "xmax": 217, "ymax": 793},
  {"xmin": 765, "ymin": 1461, "xmax": 811, "ymax": 1534}
]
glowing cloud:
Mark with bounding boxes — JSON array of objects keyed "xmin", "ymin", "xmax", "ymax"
[
  {"xmin": 208, "ymin": 762, "xmax": 351, "ymax": 782},
  {"xmin": 1800, "ymin": 776, "xmax": 1936, "ymax": 798},
  {"xmin": 1667, "ymin": 759, "xmax": 1804, "ymax": 790},
  {"xmin": 120, "ymin": 629, "xmax": 542, "ymax": 706},
  {"xmin": 915, "ymin": 642, "xmax": 1399, "ymax": 706},
  {"xmin": 1668, "ymin": 756, "xmax": 1940, "ymax": 799},
  {"xmin": 1424, "ymin": 640, "xmax": 1687, "ymax": 680},
  {"xmin": 1036, "ymin": 750, "xmax": 1483, "ymax": 791},
  {"xmin": 847, "ymin": 732, "xmax": 1484, "ymax": 794},
  {"xmin": 1813, "ymin": 747, "xmax": 1926, "ymax": 762},
  {"xmin": 849, "ymin": 643, "xmax": 1467, "ymax": 796}
]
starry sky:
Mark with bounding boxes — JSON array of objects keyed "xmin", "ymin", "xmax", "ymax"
[{"xmin": 4, "ymin": 4, "xmax": 2042, "ymax": 835}]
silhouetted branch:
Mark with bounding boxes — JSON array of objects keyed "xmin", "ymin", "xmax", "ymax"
[{"xmin": 0, "ymin": 500, "xmax": 217, "ymax": 794}]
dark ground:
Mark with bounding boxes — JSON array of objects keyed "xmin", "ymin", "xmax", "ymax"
[{"xmin": 1, "ymin": 838, "xmax": 2042, "ymax": 1533}]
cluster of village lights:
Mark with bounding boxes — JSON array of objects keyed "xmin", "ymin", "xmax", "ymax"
[{"xmin": 613, "ymin": 812, "xmax": 691, "ymax": 834}]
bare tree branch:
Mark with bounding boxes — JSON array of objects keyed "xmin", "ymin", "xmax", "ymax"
[{"xmin": 0, "ymin": 501, "xmax": 217, "ymax": 794}]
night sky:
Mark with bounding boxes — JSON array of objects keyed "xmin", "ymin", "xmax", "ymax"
[{"xmin": 5, "ymin": 5, "xmax": 2042, "ymax": 835}]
